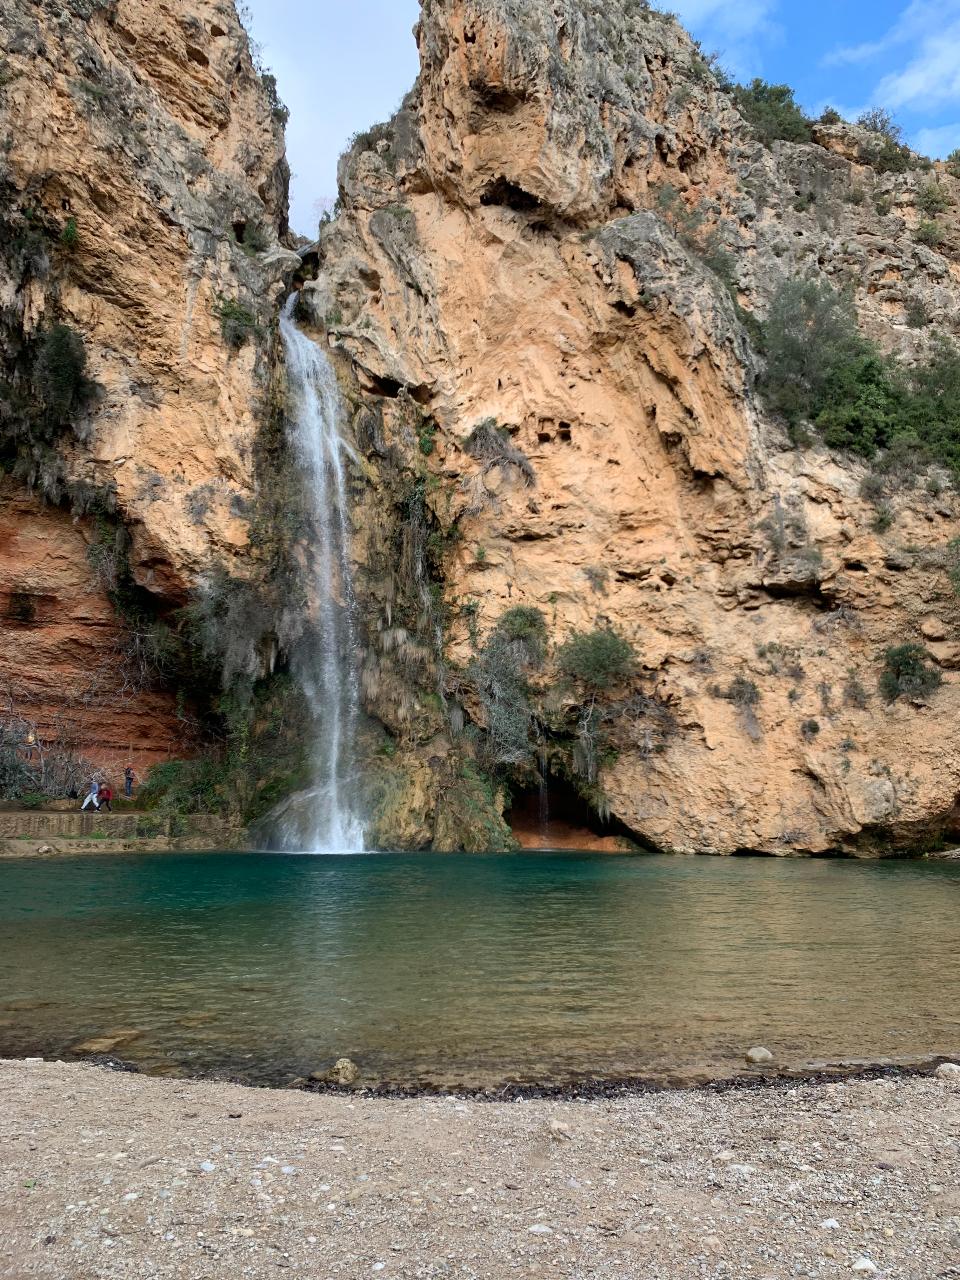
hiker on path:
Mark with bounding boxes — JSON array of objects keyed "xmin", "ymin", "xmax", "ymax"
[
  {"xmin": 97, "ymin": 784, "xmax": 113, "ymax": 813},
  {"xmin": 80, "ymin": 778, "xmax": 99, "ymax": 811},
  {"xmin": 123, "ymin": 764, "xmax": 138, "ymax": 799}
]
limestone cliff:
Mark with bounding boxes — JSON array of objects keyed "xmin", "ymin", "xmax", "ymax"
[
  {"xmin": 0, "ymin": 0, "xmax": 292, "ymax": 775},
  {"xmin": 308, "ymin": 0, "xmax": 960, "ymax": 854}
]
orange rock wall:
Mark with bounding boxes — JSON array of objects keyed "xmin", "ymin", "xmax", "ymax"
[{"xmin": 0, "ymin": 482, "xmax": 184, "ymax": 774}]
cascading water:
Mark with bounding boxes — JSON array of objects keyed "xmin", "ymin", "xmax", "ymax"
[
  {"xmin": 537, "ymin": 741, "xmax": 550, "ymax": 843},
  {"xmin": 274, "ymin": 294, "xmax": 365, "ymax": 853}
]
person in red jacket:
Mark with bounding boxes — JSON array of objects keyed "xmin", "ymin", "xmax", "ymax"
[{"xmin": 97, "ymin": 784, "xmax": 113, "ymax": 813}]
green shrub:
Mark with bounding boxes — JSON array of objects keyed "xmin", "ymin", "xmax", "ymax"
[
  {"xmin": 819, "ymin": 107, "xmax": 842, "ymax": 125},
  {"xmin": 260, "ymin": 72, "xmax": 289, "ymax": 126},
  {"xmin": 60, "ymin": 217, "xmax": 79, "ymax": 249},
  {"xmin": 558, "ymin": 627, "xmax": 635, "ymax": 690},
  {"xmin": 494, "ymin": 606, "xmax": 548, "ymax": 662},
  {"xmin": 760, "ymin": 279, "xmax": 872, "ymax": 426},
  {"xmin": 857, "ymin": 114, "xmax": 911, "ymax": 173},
  {"xmin": 878, "ymin": 644, "xmax": 942, "ymax": 703},
  {"xmin": 655, "ymin": 184, "xmax": 738, "ymax": 292},
  {"xmin": 917, "ymin": 219, "xmax": 944, "ymax": 248},
  {"xmin": 800, "ymin": 718, "xmax": 821, "ymax": 740},
  {"xmin": 417, "ymin": 422, "xmax": 436, "ymax": 457},
  {"xmin": 713, "ymin": 676, "xmax": 760, "ymax": 707},
  {"xmin": 734, "ymin": 79, "xmax": 812, "ymax": 145},
  {"xmin": 857, "ymin": 108, "xmax": 903, "ymax": 142},
  {"xmin": 761, "ymin": 279, "xmax": 960, "ymax": 474},
  {"xmin": 233, "ymin": 220, "xmax": 270, "ymax": 257},
  {"xmin": 948, "ymin": 148, "xmax": 960, "ymax": 179},
  {"xmin": 871, "ymin": 502, "xmax": 894, "ymax": 533},
  {"xmin": 917, "ymin": 183, "xmax": 949, "ymax": 215},
  {"xmin": 139, "ymin": 757, "xmax": 231, "ymax": 814},
  {"xmin": 844, "ymin": 670, "xmax": 869, "ymax": 709},
  {"xmin": 214, "ymin": 296, "xmax": 259, "ymax": 348},
  {"xmin": 871, "ymin": 137, "xmax": 911, "ymax": 174},
  {"xmin": 905, "ymin": 297, "xmax": 929, "ymax": 328},
  {"xmin": 34, "ymin": 323, "xmax": 88, "ymax": 425}
]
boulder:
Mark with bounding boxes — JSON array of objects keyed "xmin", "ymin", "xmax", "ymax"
[
  {"xmin": 332, "ymin": 1057, "xmax": 360, "ymax": 1086},
  {"xmin": 745, "ymin": 1046, "xmax": 774, "ymax": 1065}
]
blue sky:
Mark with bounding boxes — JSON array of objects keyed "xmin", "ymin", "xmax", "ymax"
[{"xmin": 244, "ymin": 0, "xmax": 960, "ymax": 235}]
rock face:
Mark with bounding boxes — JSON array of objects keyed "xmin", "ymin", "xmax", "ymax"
[
  {"xmin": 308, "ymin": 0, "xmax": 960, "ymax": 854},
  {"xmin": 0, "ymin": 0, "xmax": 291, "ymax": 769},
  {"xmin": 0, "ymin": 480, "xmax": 185, "ymax": 770}
]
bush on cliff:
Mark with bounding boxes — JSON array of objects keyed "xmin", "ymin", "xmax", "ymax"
[
  {"xmin": 734, "ymin": 80, "xmax": 812, "ymax": 145},
  {"xmin": 762, "ymin": 279, "xmax": 960, "ymax": 475},
  {"xmin": 34, "ymin": 323, "xmax": 89, "ymax": 427},
  {"xmin": 558, "ymin": 627, "xmax": 636, "ymax": 691},
  {"xmin": 879, "ymin": 644, "xmax": 942, "ymax": 703}
]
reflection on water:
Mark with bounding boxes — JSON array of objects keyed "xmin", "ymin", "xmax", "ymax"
[{"xmin": 1, "ymin": 852, "xmax": 959, "ymax": 1086}]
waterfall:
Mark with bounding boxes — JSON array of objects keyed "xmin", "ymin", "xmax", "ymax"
[
  {"xmin": 274, "ymin": 294, "xmax": 365, "ymax": 854},
  {"xmin": 537, "ymin": 741, "xmax": 550, "ymax": 845}
]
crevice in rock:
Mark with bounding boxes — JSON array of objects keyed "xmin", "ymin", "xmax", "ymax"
[
  {"xmin": 480, "ymin": 177, "xmax": 545, "ymax": 213},
  {"xmin": 471, "ymin": 82, "xmax": 526, "ymax": 112}
]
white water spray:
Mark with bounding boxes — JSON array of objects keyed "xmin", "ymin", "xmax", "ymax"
[{"xmin": 275, "ymin": 294, "xmax": 365, "ymax": 853}]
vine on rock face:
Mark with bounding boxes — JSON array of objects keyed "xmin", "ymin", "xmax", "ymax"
[{"xmin": 470, "ymin": 607, "xmax": 548, "ymax": 771}]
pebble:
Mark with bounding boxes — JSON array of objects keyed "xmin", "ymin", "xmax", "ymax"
[
  {"xmin": 199, "ymin": 1161, "xmax": 216, "ymax": 1173},
  {"xmin": 935, "ymin": 1062, "xmax": 960, "ymax": 1082},
  {"xmin": 819, "ymin": 1218, "xmax": 840, "ymax": 1230},
  {"xmin": 746, "ymin": 1047, "xmax": 774, "ymax": 1064},
  {"xmin": 528, "ymin": 1225, "xmax": 552, "ymax": 1234},
  {"xmin": 852, "ymin": 1259, "xmax": 878, "ymax": 1275}
]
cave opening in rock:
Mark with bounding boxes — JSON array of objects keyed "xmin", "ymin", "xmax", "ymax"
[{"xmin": 506, "ymin": 778, "xmax": 638, "ymax": 852}]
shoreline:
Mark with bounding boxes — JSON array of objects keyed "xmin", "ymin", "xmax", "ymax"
[
  {"xmin": 2, "ymin": 837, "xmax": 959, "ymax": 860},
  {"xmin": 0, "ymin": 1046, "xmax": 955, "ymax": 1100},
  {"xmin": 2, "ymin": 1057, "xmax": 957, "ymax": 1278}
]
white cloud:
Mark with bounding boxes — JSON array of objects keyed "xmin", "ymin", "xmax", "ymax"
[
  {"xmin": 823, "ymin": 0, "xmax": 947, "ymax": 66},
  {"xmin": 874, "ymin": 25, "xmax": 960, "ymax": 110},
  {"xmin": 823, "ymin": 0, "xmax": 960, "ymax": 125},
  {"xmin": 668, "ymin": 0, "xmax": 781, "ymax": 76},
  {"xmin": 913, "ymin": 120, "xmax": 960, "ymax": 156},
  {"xmin": 669, "ymin": 0, "xmax": 778, "ymax": 40}
]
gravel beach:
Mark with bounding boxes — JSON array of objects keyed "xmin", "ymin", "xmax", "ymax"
[{"xmin": 1, "ymin": 1060, "xmax": 958, "ymax": 1279}]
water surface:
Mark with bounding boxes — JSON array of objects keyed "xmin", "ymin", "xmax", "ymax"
[{"xmin": 1, "ymin": 851, "xmax": 958, "ymax": 1086}]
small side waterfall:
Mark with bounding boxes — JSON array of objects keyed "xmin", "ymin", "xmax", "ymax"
[
  {"xmin": 275, "ymin": 295, "xmax": 365, "ymax": 853},
  {"xmin": 537, "ymin": 741, "xmax": 550, "ymax": 844}
]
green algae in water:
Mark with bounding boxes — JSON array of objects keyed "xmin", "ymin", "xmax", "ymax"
[{"xmin": 1, "ymin": 851, "xmax": 959, "ymax": 1087}]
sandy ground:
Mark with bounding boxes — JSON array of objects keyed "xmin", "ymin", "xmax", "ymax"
[{"xmin": 1, "ymin": 1060, "xmax": 958, "ymax": 1280}]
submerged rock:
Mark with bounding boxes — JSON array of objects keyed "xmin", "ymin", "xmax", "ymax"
[
  {"xmin": 71, "ymin": 1030, "xmax": 144, "ymax": 1055},
  {"xmin": 311, "ymin": 1058, "xmax": 362, "ymax": 1087}
]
